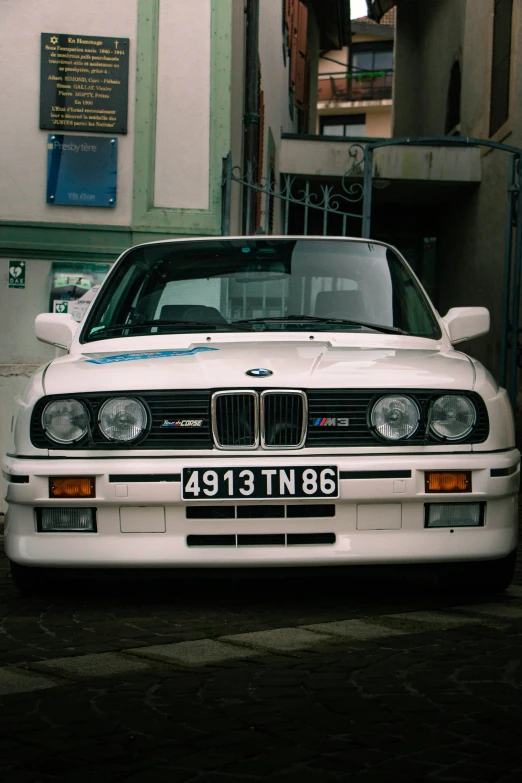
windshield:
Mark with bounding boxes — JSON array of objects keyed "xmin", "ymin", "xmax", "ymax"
[{"xmin": 81, "ymin": 238, "xmax": 441, "ymax": 342}]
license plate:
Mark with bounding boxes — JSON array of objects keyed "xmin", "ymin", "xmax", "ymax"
[{"xmin": 182, "ymin": 466, "xmax": 338, "ymax": 500}]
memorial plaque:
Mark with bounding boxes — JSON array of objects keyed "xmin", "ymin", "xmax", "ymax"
[{"xmin": 40, "ymin": 33, "xmax": 129, "ymax": 134}]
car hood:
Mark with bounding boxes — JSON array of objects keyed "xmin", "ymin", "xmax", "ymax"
[{"xmin": 42, "ymin": 340, "xmax": 475, "ymax": 394}]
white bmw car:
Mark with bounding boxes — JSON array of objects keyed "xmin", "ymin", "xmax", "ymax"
[{"xmin": 3, "ymin": 237, "xmax": 519, "ymax": 591}]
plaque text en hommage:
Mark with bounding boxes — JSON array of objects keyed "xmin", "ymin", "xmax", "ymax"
[{"xmin": 40, "ymin": 33, "xmax": 129, "ymax": 134}]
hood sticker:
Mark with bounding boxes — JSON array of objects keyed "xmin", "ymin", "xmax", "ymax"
[{"xmin": 84, "ymin": 347, "xmax": 218, "ymax": 364}]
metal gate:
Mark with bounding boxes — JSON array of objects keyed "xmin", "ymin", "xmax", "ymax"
[{"xmin": 222, "ymin": 137, "xmax": 522, "ymax": 406}]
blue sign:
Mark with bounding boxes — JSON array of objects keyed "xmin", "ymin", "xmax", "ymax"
[{"xmin": 46, "ymin": 134, "xmax": 117, "ymax": 207}]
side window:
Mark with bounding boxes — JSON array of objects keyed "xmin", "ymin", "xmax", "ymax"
[
  {"xmin": 390, "ymin": 262, "xmax": 435, "ymax": 336},
  {"xmin": 93, "ymin": 266, "xmax": 139, "ymax": 327}
]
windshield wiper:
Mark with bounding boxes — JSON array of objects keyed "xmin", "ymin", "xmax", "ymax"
[
  {"xmin": 231, "ymin": 315, "xmax": 409, "ymax": 335},
  {"xmin": 89, "ymin": 320, "xmax": 237, "ymax": 338}
]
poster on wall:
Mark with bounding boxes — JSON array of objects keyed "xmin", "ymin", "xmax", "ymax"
[
  {"xmin": 50, "ymin": 262, "xmax": 111, "ymax": 321},
  {"xmin": 8, "ymin": 261, "xmax": 26, "ymax": 289},
  {"xmin": 40, "ymin": 33, "xmax": 129, "ymax": 134}
]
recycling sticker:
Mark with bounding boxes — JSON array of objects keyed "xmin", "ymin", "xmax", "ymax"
[{"xmin": 8, "ymin": 261, "xmax": 26, "ymax": 289}]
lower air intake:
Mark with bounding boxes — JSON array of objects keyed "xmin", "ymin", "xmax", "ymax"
[{"xmin": 186, "ymin": 533, "xmax": 336, "ymax": 547}]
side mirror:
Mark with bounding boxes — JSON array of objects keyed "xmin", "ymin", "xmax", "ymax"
[
  {"xmin": 441, "ymin": 307, "xmax": 490, "ymax": 344},
  {"xmin": 35, "ymin": 313, "xmax": 79, "ymax": 349}
]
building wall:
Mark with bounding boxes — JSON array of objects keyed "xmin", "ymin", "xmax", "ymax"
[
  {"xmin": 393, "ymin": 0, "xmax": 466, "ymax": 137},
  {"xmin": 317, "ymin": 23, "xmax": 393, "ymax": 139},
  {"xmin": 257, "ymin": 0, "xmax": 300, "ymax": 233},
  {"xmin": 0, "ymin": 0, "xmax": 139, "ymax": 226},
  {"xmin": 363, "ymin": 106, "xmax": 392, "ymax": 137},
  {"xmin": 391, "ymin": 0, "xmax": 522, "ymax": 391},
  {"xmin": 154, "ymin": 0, "xmax": 212, "ymax": 210}
]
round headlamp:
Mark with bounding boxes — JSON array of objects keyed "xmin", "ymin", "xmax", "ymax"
[
  {"xmin": 42, "ymin": 399, "xmax": 89, "ymax": 444},
  {"xmin": 98, "ymin": 397, "xmax": 148, "ymax": 442},
  {"xmin": 371, "ymin": 395, "xmax": 420, "ymax": 441},
  {"xmin": 429, "ymin": 395, "xmax": 476, "ymax": 440}
]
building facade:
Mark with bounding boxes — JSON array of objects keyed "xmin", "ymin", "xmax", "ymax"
[{"xmin": 317, "ymin": 7, "xmax": 395, "ymax": 139}]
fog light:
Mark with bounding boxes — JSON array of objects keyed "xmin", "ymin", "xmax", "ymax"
[
  {"xmin": 49, "ymin": 477, "xmax": 95, "ymax": 498},
  {"xmin": 425, "ymin": 503, "xmax": 483, "ymax": 528},
  {"xmin": 37, "ymin": 508, "xmax": 97, "ymax": 532},
  {"xmin": 425, "ymin": 471, "xmax": 471, "ymax": 492}
]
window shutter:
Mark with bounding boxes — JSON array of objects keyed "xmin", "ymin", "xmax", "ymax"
[
  {"xmin": 294, "ymin": 1, "xmax": 308, "ymax": 108},
  {"xmin": 288, "ymin": 0, "xmax": 299, "ymax": 92}
]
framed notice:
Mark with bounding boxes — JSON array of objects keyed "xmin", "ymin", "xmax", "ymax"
[
  {"xmin": 46, "ymin": 134, "xmax": 117, "ymax": 207},
  {"xmin": 49, "ymin": 262, "xmax": 111, "ymax": 320},
  {"xmin": 40, "ymin": 33, "xmax": 129, "ymax": 134}
]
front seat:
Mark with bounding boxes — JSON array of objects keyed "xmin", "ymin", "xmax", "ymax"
[{"xmin": 159, "ymin": 304, "xmax": 227, "ymax": 324}]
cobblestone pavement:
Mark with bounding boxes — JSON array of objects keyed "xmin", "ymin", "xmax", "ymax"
[{"xmin": 2, "ymin": 516, "xmax": 522, "ymax": 782}]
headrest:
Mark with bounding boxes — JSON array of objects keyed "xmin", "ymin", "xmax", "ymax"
[
  {"xmin": 314, "ymin": 290, "xmax": 366, "ymax": 321},
  {"xmin": 159, "ymin": 304, "xmax": 227, "ymax": 324}
]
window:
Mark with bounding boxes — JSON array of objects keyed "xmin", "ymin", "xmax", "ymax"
[
  {"xmin": 320, "ymin": 114, "xmax": 366, "ymax": 138},
  {"xmin": 489, "ymin": 0, "xmax": 513, "ymax": 136},
  {"xmin": 445, "ymin": 61, "xmax": 461, "ymax": 135},
  {"xmin": 82, "ymin": 239, "xmax": 440, "ymax": 341},
  {"xmin": 350, "ymin": 42, "xmax": 393, "ymax": 74}
]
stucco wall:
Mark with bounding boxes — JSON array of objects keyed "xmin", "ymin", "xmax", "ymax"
[
  {"xmin": 366, "ymin": 107, "xmax": 392, "ymax": 137},
  {"xmin": 393, "ymin": 0, "xmax": 466, "ymax": 137},
  {"xmin": 0, "ymin": 256, "xmax": 62, "ymax": 366},
  {"xmin": 154, "ymin": 0, "xmax": 211, "ymax": 210}
]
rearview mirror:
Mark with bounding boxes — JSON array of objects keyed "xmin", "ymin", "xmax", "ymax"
[
  {"xmin": 35, "ymin": 313, "xmax": 79, "ymax": 350},
  {"xmin": 441, "ymin": 307, "xmax": 490, "ymax": 344}
]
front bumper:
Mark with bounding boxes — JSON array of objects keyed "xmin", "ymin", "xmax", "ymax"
[{"xmin": 3, "ymin": 450, "xmax": 520, "ymax": 568}]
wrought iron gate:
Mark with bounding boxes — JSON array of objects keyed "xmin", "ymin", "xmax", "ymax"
[
  {"xmin": 222, "ymin": 136, "xmax": 522, "ymax": 406},
  {"xmin": 221, "ymin": 147, "xmax": 366, "ymax": 238}
]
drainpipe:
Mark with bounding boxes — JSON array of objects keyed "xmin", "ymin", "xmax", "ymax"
[{"xmin": 242, "ymin": 0, "xmax": 260, "ymax": 235}]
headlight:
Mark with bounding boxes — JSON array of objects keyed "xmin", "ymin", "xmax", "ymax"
[
  {"xmin": 98, "ymin": 397, "xmax": 148, "ymax": 442},
  {"xmin": 429, "ymin": 395, "xmax": 476, "ymax": 440},
  {"xmin": 42, "ymin": 399, "xmax": 89, "ymax": 444},
  {"xmin": 371, "ymin": 395, "xmax": 420, "ymax": 440}
]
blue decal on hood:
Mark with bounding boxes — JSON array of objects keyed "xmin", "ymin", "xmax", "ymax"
[{"xmin": 85, "ymin": 347, "xmax": 218, "ymax": 364}]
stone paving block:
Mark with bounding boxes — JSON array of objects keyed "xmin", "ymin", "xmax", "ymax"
[
  {"xmin": 301, "ymin": 619, "xmax": 409, "ymax": 640},
  {"xmin": 0, "ymin": 666, "xmax": 56, "ymax": 695},
  {"xmin": 29, "ymin": 652, "xmax": 154, "ymax": 679},
  {"xmin": 219, "ymin": 626, "xmax": 333, "ymax": 652},
  {"xmin": 380, "ymin": 610, "xmax": 481, "ymax": 629},
  {"xmin": 452, "ymin": 602, "xmax": 522, "ymax": 618},
  {"xmin": 126, "ymin": 638, "xmax": 260, "ymax": 666}
]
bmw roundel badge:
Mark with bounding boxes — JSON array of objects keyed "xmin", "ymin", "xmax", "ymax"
[{"xmin": 246, "ymin": 368, "xmax": 273, "ymax": 377}]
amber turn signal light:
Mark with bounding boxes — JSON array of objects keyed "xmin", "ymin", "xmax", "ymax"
[
  {"xmin": 425, "ymin": 471, "xmax": 471, "ymax": 493},
  {"xmin": 49, "ymin": 477, "xmax": 96, "ymax": 498}
]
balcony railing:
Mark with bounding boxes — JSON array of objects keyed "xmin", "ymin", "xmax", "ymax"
[{"xmin": 317, "ymin": 68, "xmax": 393, "ymax": 102}]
